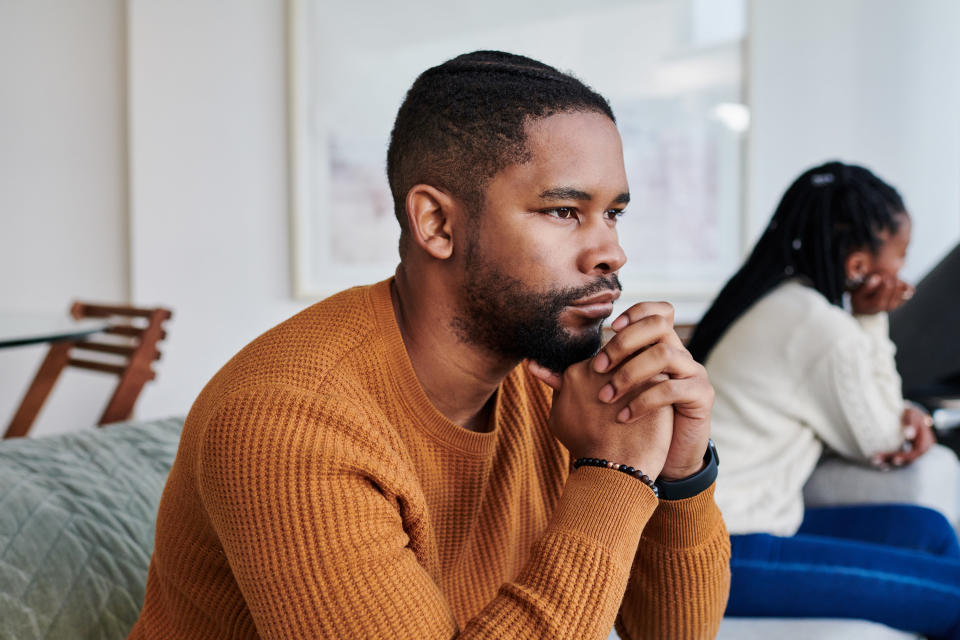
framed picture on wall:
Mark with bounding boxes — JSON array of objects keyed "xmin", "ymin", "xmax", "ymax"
[{"xmin": 288, "ymin": 0, "xmax": 748, "ymax": 316}]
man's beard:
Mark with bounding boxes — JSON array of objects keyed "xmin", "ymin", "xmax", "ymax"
[{"xmin": 454, "ymin": 242, "xmax": 622, "ymax": 373}]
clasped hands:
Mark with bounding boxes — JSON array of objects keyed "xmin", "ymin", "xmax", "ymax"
[{"xmin": 528, "ymin": 302, "xmax": 714, "ymax": 482}]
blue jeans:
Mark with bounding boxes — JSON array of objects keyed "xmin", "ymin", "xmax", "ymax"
[{"xmin": 728, "ymin": 504, "xmax": 960, "ymax": 639}]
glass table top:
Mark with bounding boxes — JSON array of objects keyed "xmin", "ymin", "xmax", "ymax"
[{"xmin": 0, "ymin": 313, "xmax": 110, "ymax": 349}]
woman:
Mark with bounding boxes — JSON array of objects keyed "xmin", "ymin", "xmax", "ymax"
[{"xmin": 689, "ymin": 161, "xmax": 960, "ymax": 637}]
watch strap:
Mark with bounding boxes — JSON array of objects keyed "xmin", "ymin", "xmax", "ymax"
[{"xmin": 654, "ymin": 439, "xmax": 719, "ymax": 501}]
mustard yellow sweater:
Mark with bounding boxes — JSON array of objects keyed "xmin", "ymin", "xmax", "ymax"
[{"xmin": 131, "ymin": 279, "xmax": 730, "ymax": 639}]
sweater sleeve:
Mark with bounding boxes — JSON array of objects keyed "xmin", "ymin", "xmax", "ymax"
[
  {"xmin": 197, "ymin": 387, "xmax": 669, "ymax": 640},
  {"xmin": 806, "ymin": 311, "xmax": 904, "ymax": 459},
  {"xmin": 615, "ymin": 484, "xmax": 731, "ymax": 640}
]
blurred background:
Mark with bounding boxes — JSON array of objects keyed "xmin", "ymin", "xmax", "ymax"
[{"xmin": 1, "ymin": 0, "xmax": 958, "ymax": 437}]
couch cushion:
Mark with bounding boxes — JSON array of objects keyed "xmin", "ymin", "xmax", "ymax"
[
  {"xmin": 607, "ymin": 617, "xmax": 916, "ymax": 640},
  {"xmin": 804, "ymin": 443, "xmax": 960, "ymax": 526},
  {"xmin": 716, "ymin": 617, "xmax": 916, "ymax": 639},
  {"xmin": 0, "ymin": 417, "xmax": 183, "ymax": 640}
]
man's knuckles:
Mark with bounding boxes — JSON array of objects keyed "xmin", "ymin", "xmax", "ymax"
[
  {"xmin": 621, "ymin": 301, "xmax": 674, "ymax": 322},
  {"xmin": 604, "ymin": 324, "xmax": 678, "ymax": 370},
  {"xmin": 607, "ymin": 315, "xmax": 669, "ymax": 351}
]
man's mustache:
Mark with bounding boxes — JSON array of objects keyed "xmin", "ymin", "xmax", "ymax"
[{"xmin": 556, "ymin": 275, "xmax": 622, "ymax": 306}]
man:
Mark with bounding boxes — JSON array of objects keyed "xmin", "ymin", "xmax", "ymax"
[{"xmin": 132, "ymin": 51, "xmax": 729, "ymax": 639}]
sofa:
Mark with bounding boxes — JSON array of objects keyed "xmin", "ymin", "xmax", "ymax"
[
  {"xmin": 0, "ymin": 418, "xmax": 181, "ymax": 639},
  {"xmin": 1, "ymin": 418, "xmax": 956, "ymax": 639},
  {"xmin": 711, "ymin": 443, "xmax": 959, "ymax": 640}
]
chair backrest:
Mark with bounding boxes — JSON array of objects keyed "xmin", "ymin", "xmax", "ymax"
[{"xmin": 3, "ymin": 302, "xmax": 173, "ymax": 438}]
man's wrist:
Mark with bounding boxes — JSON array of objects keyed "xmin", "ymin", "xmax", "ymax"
[
  {"xmin": 572, "ymin": 449, "xmax": 664, "ymax": 481},
  {"xmin": 572, "ymin": 457, "xmax": 659, "ymax": 496},
  {"xmin": 654, "ymin": 440, "xmax": 719, "ymax": 501},
  {"xmin": 659, "ymin": 458, "xmax": 707, "ymax": 482}
]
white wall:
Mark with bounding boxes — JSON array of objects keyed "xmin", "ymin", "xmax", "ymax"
[
  {"xmin": 0, "ymin": 0, "xmax": 299, "ymax": 434},
  {"xmin": 0, "ymin": 0, "xmax": 130, "ymax": 436},
  {"xmin": 748, "ymin": 0, "xmax": 960, "ymax": 283},
  {"xmin": 126, "ymin": 0, "xmax": 303, "ymax": 420}
]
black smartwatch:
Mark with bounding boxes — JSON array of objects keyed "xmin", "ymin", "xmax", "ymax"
[{"xmin": 654, "ymin": 439, "xmax": 719, "ymax": 501}]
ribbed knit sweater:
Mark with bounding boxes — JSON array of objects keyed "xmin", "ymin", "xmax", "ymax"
[{"xmin": 131, "ymin": 279, "xmax": 730, "ymax": 639}]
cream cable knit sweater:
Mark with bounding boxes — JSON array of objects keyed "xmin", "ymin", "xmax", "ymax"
[{"xmin": 706, "ymin": 279, "xmax": 905, "ymax": 535}]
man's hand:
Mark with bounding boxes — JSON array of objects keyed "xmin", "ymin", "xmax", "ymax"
[
  {"xmin": 527, "ymin": 358, "xmax": 674, "ymax": 481},
  {"xmin": 871, "ymin": 405, "xmax": 936, "ymax": 468},
  {"xmin": 590, "ymin": 302, "xmax": 714, "ymax": 481},
  {"xmin": 851, "ymin": 274, "xmax": 914, "ymax": 315}
]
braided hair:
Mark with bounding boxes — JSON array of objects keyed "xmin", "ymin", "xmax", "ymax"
[
  {"xmin": 687, "ymin": 161, "xmax": 907, "ymax": 364},
  {"xmin": 387, "ymin": 51, "xmax": 614, "ymax": 255}
]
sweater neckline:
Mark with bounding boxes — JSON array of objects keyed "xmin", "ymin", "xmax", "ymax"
[{"xmin": 369, "ymin": 278, "xmax": 500, "ymax": 457}]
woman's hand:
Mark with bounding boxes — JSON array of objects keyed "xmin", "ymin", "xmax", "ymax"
[
  {"xmin": 851, "ymin": 274, "xmax": 914, "ymax": 315},
  {"xmin": 870, "ymin": 406, "xmax": 936, "ymax": 468}
]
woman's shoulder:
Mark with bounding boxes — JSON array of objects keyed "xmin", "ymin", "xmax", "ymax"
[
  {"xmin": 759, "ymin": 281, "xmax": 877, "ymax": 365},
  {"xmin": 761, "ymin": 280, "xmax": 857, "ymax": 329},
  {"xmin": 763, "ymin": 278, "xmax": 829, "ymax": 308},
  {"xmin": 709, "ymin": 280, "xmax": 861, "ymax": 365}
]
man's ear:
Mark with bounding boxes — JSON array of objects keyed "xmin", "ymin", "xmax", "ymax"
[
  {"xmin": 845, "ymin": 249, "xmax": 872, "ymax": 281},
  {"xmin": 404, "ymin": 184, "xmax": 457, "ymax": 260}
]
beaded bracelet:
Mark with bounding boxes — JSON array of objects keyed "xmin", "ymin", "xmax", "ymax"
[{"xmin": 572, "ymin": 457, "xmax": 659, "ymax": 497}]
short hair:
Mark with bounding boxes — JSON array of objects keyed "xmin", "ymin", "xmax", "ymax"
[
  {"xmin": 386, "ymin": 50, "xmax": 615, "ymax": 253},
  {"xmin": 687, "ymin": 161, "xmax": 907, "ymax": 363}
]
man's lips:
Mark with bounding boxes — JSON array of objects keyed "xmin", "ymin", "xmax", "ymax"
[
  {"xmin": 571, "ymin": 290, "xmax": 621, "ymax": 306},
  {"xmin": 568, "ymin": 289, "xmax": 621, "ymax": 319}
]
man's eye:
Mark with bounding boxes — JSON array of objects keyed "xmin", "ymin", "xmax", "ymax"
[
  {"xmin": 606, "ymin": 208, "xmax": 626, "ymax": 220},
  {"xmin": 544, "ymin": 207, "xmax": 576, "ymax": 220}
]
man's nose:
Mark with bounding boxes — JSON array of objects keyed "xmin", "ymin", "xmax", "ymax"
[{"xmin": 577, "ymin": 219, "xmax": 627, "ymax": 276}]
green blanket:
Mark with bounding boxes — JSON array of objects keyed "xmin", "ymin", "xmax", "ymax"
[{"xmin": 0, "ymin": 418, "xmax": 183, "ymax": 640}]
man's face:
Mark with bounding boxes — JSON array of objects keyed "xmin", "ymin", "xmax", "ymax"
[{"xmin": 454, "ymin": 110, "xmax": 629, "ymax": 372}]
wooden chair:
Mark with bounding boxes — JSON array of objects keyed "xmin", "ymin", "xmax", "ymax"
[{"xmin": 3, "ymin": 302, "xmax": 172, "ymax": 439}]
